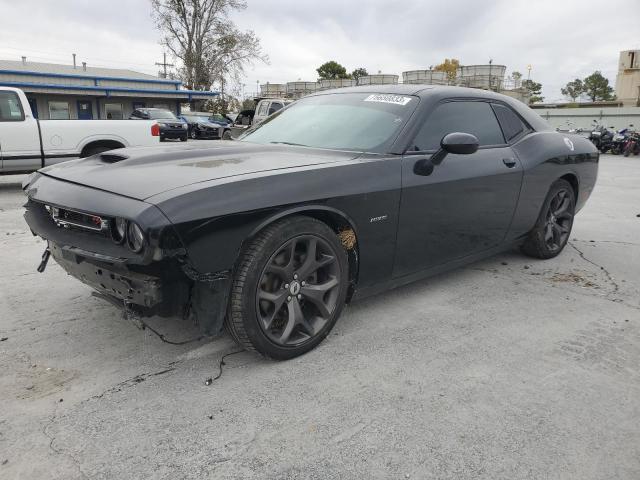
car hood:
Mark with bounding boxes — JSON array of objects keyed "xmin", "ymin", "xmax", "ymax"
[{"xmin": 39, "ymin": 142, "xmax": 361, "ymax": 201}]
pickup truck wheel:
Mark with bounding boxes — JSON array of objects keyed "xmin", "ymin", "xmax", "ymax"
[
  {"xmin": 180, "ymin": 136, "xmax": 188, "ymax": 142},
  {"xmin": 521, "ymin": 179, "xmax": 575, "ymax": 259},
  {"xmin": 226, "ymin": 216, "xmax": 349, "ymax": 360},
  {"xmin": 222, "ymin": 130, "xmax": 232, "ymax": 140}
]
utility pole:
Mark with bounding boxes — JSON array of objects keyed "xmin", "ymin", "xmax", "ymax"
[{"xmin": 155, "ymin": 52, "xmax": 174, "ymax": 79}]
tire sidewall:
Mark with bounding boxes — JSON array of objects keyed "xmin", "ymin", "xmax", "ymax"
[
  {"xmin": 529, "ymin": 179, "xmax": 575, "ymax": 258},
  {"xmin": 235, "ymin": 218, "xmax": 349, "ymax": 360}
]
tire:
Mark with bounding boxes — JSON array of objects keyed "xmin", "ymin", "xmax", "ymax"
[
  {"xmin": 521, "ymin": 179, "xmax": 575, "ymax": 259},
  {"xmin": 190, "ymin": 129, "xmax": 198, "ymax": 140},
  {"xmin": 226, "ymin": 216, "xmax": 349, "ymax": 360},
  {"xmin": 222, "ymin": 130, "xmax": 233, "ymax": 140},
  {"xmin": 180, "ymin": 136, "xmax": 188, "ymax": 142},
  {"xmin": 160, "ymin": 137, "xmax": 165, "ymax": 142}
]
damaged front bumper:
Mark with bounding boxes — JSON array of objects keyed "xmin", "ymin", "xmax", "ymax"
[{"xmin": 23, "ymin": 174, "xmax": 232, "ymax": 335}]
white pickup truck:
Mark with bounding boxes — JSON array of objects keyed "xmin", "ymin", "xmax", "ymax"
[{"xmin": 0, "ymin": 87, "xmax": 160, "ymax": 174}]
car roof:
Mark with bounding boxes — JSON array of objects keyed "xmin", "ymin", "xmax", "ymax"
[{"xmin": 306, "ymin": 84, "xmax": 552, "ymax": 132}]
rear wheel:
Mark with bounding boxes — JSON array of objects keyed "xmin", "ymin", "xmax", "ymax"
[
  {"xmin": 521, "ymin": 179, "xmax": 575, "ymax": 259},
  {"xmin": 226, "ymin": 216, "xmax": 349, "ymax": 360}
]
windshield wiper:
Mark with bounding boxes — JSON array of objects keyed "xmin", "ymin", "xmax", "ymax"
[{"xmin": 269, "ymin": 141, "xmax": 308, "ymax": 147}]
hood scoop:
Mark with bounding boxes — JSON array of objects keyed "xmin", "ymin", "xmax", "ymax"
[{"xmin": 99, "ymin": 153, "xmax": 129, "ymax": 163}]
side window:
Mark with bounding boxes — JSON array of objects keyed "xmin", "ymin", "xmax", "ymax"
[
  {"xmin": 48, "ymin": 101, "xmax": 70, "ymax": 120},
  {"xmin": 491, "ymin": 104, "xmax": 528, "ymax": 141},
  {"xmin": 412, "ymin": 101, "xmax": 505, "ymax": 151},
  {"xmin": 268, "ymin": 102, "xmax": 283, "ymax": 115},
  {"xmin": 0, "ymin": 91, "xmax": 25, "ymax": 121},
  {"xmin": 257, "ymin": 101, "xmax": 270, "ymax": 116}
]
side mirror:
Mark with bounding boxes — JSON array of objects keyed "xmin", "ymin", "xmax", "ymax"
[
  {"xmin": 431, "ymin": 132, "xmax": 479, "ymax": 165},
  {"xmin": 441, "ymin": 132, "xmax": 480, "ymax": 155}
]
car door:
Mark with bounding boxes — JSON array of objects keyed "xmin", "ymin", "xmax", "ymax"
[
  {"xmin": 393, "ymin": 99, "xmax": 523, "ymax": 277},
  {"xmin": 0, "ymin": 90, "xmax": 42, "ymax": 173}
]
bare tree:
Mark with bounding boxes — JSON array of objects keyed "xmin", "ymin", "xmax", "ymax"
[{"xmin": 151, "ymin": 0, "xmax": 268, "ymax": 95}]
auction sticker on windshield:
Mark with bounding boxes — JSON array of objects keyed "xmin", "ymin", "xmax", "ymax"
[{"xmin": 364, "ymin": 94, "xmax": 412, "ymax": 106}]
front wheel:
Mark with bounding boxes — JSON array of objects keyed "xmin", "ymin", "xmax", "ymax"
[
  {"xmin": 222, "ymin": 130, "xmax": 233, "ymax": 140},
  {"xmin": 190, "ymin": 129, "xmax": 198, "ymax": 139},
  {"xmin": 180, "ymin": 135, "xmax": 188, "ymax": 142},
  {"xmin": 521, "ymin": 179, "xmax": 575, "ymax": 259},
  {"xmin": 225, "ymin": 216, "xmax": 349, "ymax": 360}
]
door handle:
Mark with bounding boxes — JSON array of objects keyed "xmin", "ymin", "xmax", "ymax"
[{"xmin": 502, "ymin": 158, "xmax": 517, "ymax": 168}]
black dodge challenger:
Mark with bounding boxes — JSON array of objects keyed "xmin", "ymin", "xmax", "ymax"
[{"xmin": 23, "ymin": 85, "xmax": 598, "ymax": 359}]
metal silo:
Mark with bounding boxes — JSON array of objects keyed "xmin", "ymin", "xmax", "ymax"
[
  {"xmin": 318, "ymin": 78, "xmax": 357, "ymax": 90},
  {"xmin": 260, "ymin": 83, "xmax": 286, "ymax": 97},
  {"xmin": 402, "ymin": 70, "xmax": 449, "ymax": 85},
  {"xmin": 357, "ymin": 74, "xmax": 399, "ymax": 86},
  {"xmin": 286, "ymin": 81, "xmax": 318, "ymax": 98},
  {"xmin": 455, "ymin": 64, "xmax": 506, "ymax": 91}
]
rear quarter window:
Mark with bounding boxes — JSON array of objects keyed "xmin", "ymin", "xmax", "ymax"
[{"xmin": 491, "ymin": 103, "xmax": 529, "ymax": 141}]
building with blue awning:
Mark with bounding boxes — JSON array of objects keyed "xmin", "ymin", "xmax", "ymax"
[{"xmin": 0, "ymin": 58, "xmax": 218, "ymax": 120}]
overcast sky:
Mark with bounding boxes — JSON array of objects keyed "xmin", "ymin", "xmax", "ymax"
[{"xmin": 1, "ymin": 0, "xmax": 638, "ymax": 102}]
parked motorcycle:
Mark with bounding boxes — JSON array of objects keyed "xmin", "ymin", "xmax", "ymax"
[
  {"xmin": 623, "ymin": 130, "xmax": 640, "ymax": 157},
  {"xmin": 588, "ymin": 120, "xmax": 615, "ymax": 152},
  {"xmin": 610, "ymin": 128, "xmax": 630, "ymax": 155}
]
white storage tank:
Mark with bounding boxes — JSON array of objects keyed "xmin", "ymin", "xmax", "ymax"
[
  {"xmin": 285, "ymin": 81, "xmax": 318, "ymax": 97},
  {"xmin": 318, "ymin": 78, "xmax": 356, "ymax": 89},
  {"xmin": 402, "ymin": 70, "xmax": 449, "ymax": 85},
  {"xmin": 456, "ymin": 64, "xmax": 506, "ymax": 90},
  {"xmin": 357, "ymin": 74, "xmax": 399, "ymax": 86},
  {"xmin": 260, "ymin": 83, "xmax": 286, "ymax": 97}
]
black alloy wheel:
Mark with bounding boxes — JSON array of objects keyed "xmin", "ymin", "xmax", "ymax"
[
  {"xmin": 543, "ymin": 189, "xmax": 573, "ymax": 253},
  {"xmin": 521, "ymin": 179, "xmax": 575, "ymax": 259},
  {"xmin": 226, "ymin": 216, "xmax": 349, "ymax": 359},
  {"xmin": 256, "ymin": 235, "xmax": 341, "ymax": 347}
]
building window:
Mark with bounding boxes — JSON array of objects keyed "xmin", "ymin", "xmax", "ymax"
[
  {"xmin": 105, "ymin": 103, "xmax": 123, "ymax": 120},
  {"xmin": 48, "ymin": 101, "xmax": 70, "ymax": 120}
]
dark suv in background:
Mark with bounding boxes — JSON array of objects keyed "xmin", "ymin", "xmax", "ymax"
[{"xmin": 129, "ymin": 108, "xmax": 188, "ymax": 142}]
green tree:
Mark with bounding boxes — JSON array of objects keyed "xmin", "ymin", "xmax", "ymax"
[
  {"xmin": 522, "ymin": 79, "xmax": 544, "ymax": 104},
  {"xmin": 152, "ymin": 0, "xmax": 268, "ymax": 92},
  {"xmin": 241, "ymin": 98, "xmax": 255, "ymax": 110},
  {"xmin": 511, "ymin": 71, "xmax": 522, "ymax": 88},
  {"xmin": 434, "ymin": 58, "xmax": 460, "ymax": 84},
  {"xmin": 351, "ymin": 67, "xmax": 368, "ymax": 81},
  {"xmin": 316, "ymin": 61, "xmax": 350, "ymax": 80},
  {"xmin": 560, "ymin": 79, "xmax": 585, "ymax": 102},
  {"xmin": 583, "ymin": 71, "xmax": 615, "ymax": 102}
]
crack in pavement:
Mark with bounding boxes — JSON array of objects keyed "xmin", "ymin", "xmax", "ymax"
[
  {"xmin": 42, "ymin": 405, "xmax": 89, "ymax": 480},
  {"xmin": 568, "ymin": 242, "xmax": 620, "ymax": 295},
  {"xmin": 85, "ymin": 363, "xmax": 179, "ymax": 404},
  {"xmin": 572, "ymin": 239, "xmax": 640, "ymax": 247}
]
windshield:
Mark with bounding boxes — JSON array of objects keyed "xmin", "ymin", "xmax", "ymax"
[
  {"xmin": 150, "ymin": 110, "xmax": 177, "ymax": 120},
  {"xmin": 240, "ymin": 92, "xmax": 418, "ymax": 153}
]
